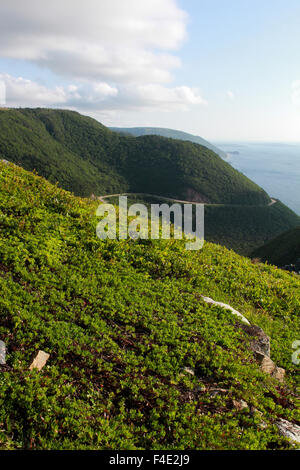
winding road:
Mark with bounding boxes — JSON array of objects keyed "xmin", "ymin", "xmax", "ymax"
[{"xmin": 98, "ymin": 192, "xmax": 278, "ymax": 207}]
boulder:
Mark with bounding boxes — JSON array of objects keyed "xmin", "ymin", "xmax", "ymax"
[
  {"xmin": 240, "ymin": 324, "xmax": 270, "ymax": 356},
  {"xmin": 272, "ymin": 367, "xmax": 285, "ymax": 383},
  {"xmin": 275, "ymin": 418, "xmax": 300, "ymax": 444},
  {"xmin": 254, "ymin": 351, "xmax": 276, "ymax": 374},
  {"xmin": 0, "ymin": 340, "xmax": 6, "ymax": 365},
  {"xmin": 29, "ymin": 350, "xmax": 50, "ymax": 371},
  {"xmin": 253, "ymin": 351, "xmax": 285, "ymax": 382}
]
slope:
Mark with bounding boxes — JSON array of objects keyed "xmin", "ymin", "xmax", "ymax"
[
  {"xmin": 103, "ymin": 194, "xmax": 300, "ymax": 255},
  {"xmin": 252, "ymin": 227, "xmax": 300, "ymax": 267},
  {"xmin": 0, "ymin": 161, "xmax": 299, "ymax": 450}
]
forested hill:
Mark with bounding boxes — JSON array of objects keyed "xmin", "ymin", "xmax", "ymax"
[
  {"xmin": 252, "ymin": 227, "xmax": 300, "ymax": 268},
  {"xmin": 110, "ymin": 126, "xmax": 228, "ymax": 160},
  {"xmin": 0, "ymin": 108, "xmax": 270, "ymax": 205}
]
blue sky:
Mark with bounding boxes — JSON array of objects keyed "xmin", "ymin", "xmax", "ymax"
[{"xmin": 0, "ymin": 0, "xmax": 300, "ymax": 141}]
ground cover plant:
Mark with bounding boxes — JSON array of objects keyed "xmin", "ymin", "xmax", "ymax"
[{"xmin": 0, "ymin": 161, "xmax": 299, "ymax": 450}]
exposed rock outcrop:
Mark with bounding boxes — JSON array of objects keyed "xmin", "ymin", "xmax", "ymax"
[{"xmin": 201, "ymin": 295, "xmax": 286, "ymax": 382}]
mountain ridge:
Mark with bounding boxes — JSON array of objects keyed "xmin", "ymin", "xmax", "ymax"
[{"xmin": 109, "ymin": 126, "xmax": 228, "ymax": 160}]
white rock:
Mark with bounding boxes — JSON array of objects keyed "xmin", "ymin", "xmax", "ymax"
[
  {"xmin": 183, "ymin": 367, "xmax": 195, "ymax": 376},
  {"xmin": 29, "ymin": 351, "xmax": 50, "ymax": 371},
  {"xmin": 275, "ymin": 418, "xmax": 300, "ymax": 444},
  {"xmin": 201, "ymin": 296, "xmax": 250, "ymax": 325},
  {"xmin": 0, "ymin": 341, "xmax": 6, "ymax": 365},
  {"xmin": 209, "ymin": 388, "xmax": 228, "ymax": 398}
]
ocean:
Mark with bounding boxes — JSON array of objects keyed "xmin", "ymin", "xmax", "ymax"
[{"xmin": 214, "ymin": 142, "xmax": 300, "ymax": 216}]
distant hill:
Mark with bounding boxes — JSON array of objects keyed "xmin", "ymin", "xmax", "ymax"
[
  {"xmin": 110, "ymin": 126, "xmax": 228, "ymax": 160},
  {"xmin": 252, "ymin": 227, "xmax": 300, "ymax": 268}
]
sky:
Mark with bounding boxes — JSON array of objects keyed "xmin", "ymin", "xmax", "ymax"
[{"xmin": 0, "ymin": 0, "xmax": 300, "ymax": 141}]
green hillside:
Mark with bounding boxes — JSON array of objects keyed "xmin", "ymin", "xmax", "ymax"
[
  {"xmin": 0, "ymin": 161, "xmax": 299, "ymax": 450},
  {"xmin": 204, "ymin": 202, "xmax": 300, "ymax": 254},
  {"xmin": 0, "ymin": 108, "xmax": 299, "ymax": 255},
  {"xmin": 0, "ymin": 108, "xmax": 269, "ymax": 205},
  {"xmin": 252, "ymin": 227, "xmax": 300, "ymax": 267},
  {"xmin": 110, "ymin": 126, "xmax": 228, "ymax": 160},
  {"xmin": 104, "ymin": 194, "xmax": 300, "ymax": 255}
]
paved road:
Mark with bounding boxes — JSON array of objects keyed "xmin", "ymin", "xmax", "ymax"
[
  {"xmin": 268, "ymin": 198, "xmax": 277, "ymax": 206},
  {"xmin": 98, "ymin": 192, "xmax": 278, "ymax": 207}
]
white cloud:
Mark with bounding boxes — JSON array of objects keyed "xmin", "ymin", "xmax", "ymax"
[
  {"xmin": 0, "ymin": 0, "xmax": 186, "ymax": 84},
  {"xmin": 0, "ymin": 73, "xmax": 205, "ymax": 113},
  {"xmin": 0, "ymin": 73, "xmax": 117, "ymax": 108},
  {"xmin": 0, "ymin": 74, "xmax": 66, "ymax": 107},
  {"xmin": 123, "ymin": 84, "xmax": 207, "ymax": 111},
  {"xmin": 0, "ymin": 1, "xmax": 207, "ymax": 113}
]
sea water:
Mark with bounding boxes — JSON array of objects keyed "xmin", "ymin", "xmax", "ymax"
[{"xmin": 215, "ymin": 142, "xmax": 300, "ymax": 215}]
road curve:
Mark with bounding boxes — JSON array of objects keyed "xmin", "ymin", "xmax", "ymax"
[{"xmin": 97, "ymin": 193, "xmax": 278, "ymax": 207}]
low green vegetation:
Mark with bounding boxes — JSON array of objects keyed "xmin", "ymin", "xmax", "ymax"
[
  {"xmin": 252, "ymin": 227, "xmax": 300, "ymax": 267},
  {"xmin": 0, "ymin": 161, "xmax": 299, "ymax": 450}
]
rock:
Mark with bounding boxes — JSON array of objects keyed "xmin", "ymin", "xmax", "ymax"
[
  {"xmin": 183, "ymin": 367, "xmax": 195, "ymax": 376},
  {"xmin": 275, "ymin": 418, "xmax": 300, "ymax": 444},
  {"xmin": 201, "ymin": 295, "xmax": 250, "ymax": 325},
  {"xmin": 29, "ymin": 351, "xmax": 50, "ymax": 371},
  {"xmin": 240, "ymin": 324, "xmax": 270, "ymax": 356},
  {"xmin": 0, "ymin": 341, "xmax": 6, "ymax": 365},
  {"xmin": 272, "ymin": 367, "xmax": 285, "ymax": 383},
  {"xmin": 254, "ymin": 351, "xmax": 276, "ymax": 374},
  {"xmin": 209, "ymin": 388, "xmax": 228, "ymax": 398},
  {"xmin": 233, "ymin": 399, "xmax": 248, "ymax": 411},
  {"xmin": 254, "ymin": 351, "xmax": 285, "ymax": 382}
]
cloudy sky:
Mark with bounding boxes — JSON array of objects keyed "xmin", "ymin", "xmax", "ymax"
[{"xmin": 0, "ymin": 0, "xmax": 300, "ymax": 141}]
